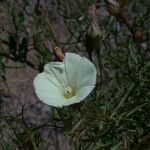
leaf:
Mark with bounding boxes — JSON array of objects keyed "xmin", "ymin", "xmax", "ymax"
[
  {"xmin": 110, "ymin": 141, "xmax": 123, "ymax": 150},
  {"xmin": 19, "ymin": 37, "xmax": 28, "ymax": 61},
  {"xmin": 129, "ymin": 41, "xmax": 139, "ymax": 65}
]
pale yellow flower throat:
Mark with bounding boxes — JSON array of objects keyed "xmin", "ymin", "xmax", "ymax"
[{"xmin": 63, "ymin": 86, "xmax": 76, "ymax": 99}]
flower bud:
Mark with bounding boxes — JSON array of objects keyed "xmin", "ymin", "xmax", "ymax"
[
  {"xmin": 105, "ymin": 0, "xmax": 120, "ymax": 16},
  {"xmin": 53, "ymin": 47, "xmax": 64, "ymax": 61},
  {"xmin": 85, "ymin": 16, "xmax": 102, "ymax": 55},
  {"xmin": 91, "ymin": 18, "xmax": 102, "ymax": 39}
]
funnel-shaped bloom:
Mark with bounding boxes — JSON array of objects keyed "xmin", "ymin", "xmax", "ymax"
[{"xmin": 33, "ymin": 53, "xmax": 96, "ymax": 107}]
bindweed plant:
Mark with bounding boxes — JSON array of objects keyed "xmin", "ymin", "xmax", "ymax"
[{"xmin": 0, "ymin": 0, "xmax": 150, "ymax": 149}]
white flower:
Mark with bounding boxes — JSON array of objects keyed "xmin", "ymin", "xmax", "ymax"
[{"xmin": 33, "ymin": 53, "xmax": 96, "ymax": 107}]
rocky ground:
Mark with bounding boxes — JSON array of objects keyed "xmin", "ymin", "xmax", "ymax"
[{"xmin": 0, "ymin": 1, "xmax": 73, "ymax": 149}]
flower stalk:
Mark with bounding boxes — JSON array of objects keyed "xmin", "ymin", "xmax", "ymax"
[{"xmin": 85, "ymin": 5, "xmax": 102, "ymax": 61}]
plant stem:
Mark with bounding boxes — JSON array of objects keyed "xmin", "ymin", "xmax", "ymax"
[
  {"xmin": 110, "ymin": 83, "xmax": 136, "ymax": 119},
  {"xmin": 97, "ymin": 50, "xmax": 103, "ymax": 90}
]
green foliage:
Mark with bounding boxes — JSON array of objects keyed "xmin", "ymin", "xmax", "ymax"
[{"xmin": 0, "ymin": 0, "xmax": 150, "ymax": 149}]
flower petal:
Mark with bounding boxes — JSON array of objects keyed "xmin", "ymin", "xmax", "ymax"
[
  {"xmin": 33, "ymin": 72, "xmax": 66, "ymax": 107},
  {"xmin": 63, "ymin": 53, "xmax": 83, "ymax": 86},
  {"xmin": 76, "ymin": 85, "xmax": 95, "ymax": 101},
  {"xmin": 64, "ymin": 53, "xmax": 96, "ymax": 89},
  {"xmin": 44, "ymin": 62, "xmax": 64, "ymax": 75},
  {"xmin": 62, "ymin": 86, "xmax": 95, "ymax": 106},
  {"xmin": 74, "ymin": 56, "xmax": 96, "ymax": 89},
  {"xmin": 44, "ymin": 62, "xmax": 68, "ymax": 88}
]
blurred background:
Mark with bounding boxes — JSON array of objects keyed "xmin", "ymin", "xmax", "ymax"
[{"xmin": 0, "ymin": 0, "xmax": 150, "ymax": 149}]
